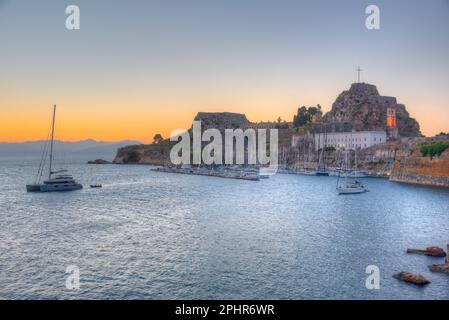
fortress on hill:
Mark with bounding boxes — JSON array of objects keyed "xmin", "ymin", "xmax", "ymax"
[{"xmin": 293, "ymin": 82, "xmax": 422, "ymax": 151}]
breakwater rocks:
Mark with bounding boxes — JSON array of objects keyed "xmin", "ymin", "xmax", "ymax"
[{"xmin": 152, "ymin": 166, "xmax": 261, "ymax": 181}]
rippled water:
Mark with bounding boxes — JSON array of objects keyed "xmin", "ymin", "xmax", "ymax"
[{"xmin": 1, "ymin": 156, "xmax": 449, "ymax": 299}]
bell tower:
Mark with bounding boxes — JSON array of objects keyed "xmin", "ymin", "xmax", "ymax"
[
  {"xmin": 386, "ymin": 107, "xmax": 399, "ymax": 139},
  {"xmin": 387, "ymin": 107, "xmax": 397, "ymax": 128}
]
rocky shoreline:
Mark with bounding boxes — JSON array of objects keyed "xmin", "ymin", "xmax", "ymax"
[
  {"xmin": 111, "ymin": 135, "xmax": 449, "ymax": 188},
  {"xmin": 110, "ymin": 96, "xmax": 449, "ymax": 188}
]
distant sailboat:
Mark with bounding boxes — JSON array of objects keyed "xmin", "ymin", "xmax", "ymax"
[
  {"xmin": 297, "ymin": 137, "xmax": 319, "ymax": 176},
  {"xmin": 314, "ymin": 127, "xmax": 329, "ymax": 176},
  {"xmin": 26, "ymin": 105, "xmax": 83, "ymax": 192},
  {"xmin": 336, "ymin": 148, "xmax": 367, "ymax": 195}
]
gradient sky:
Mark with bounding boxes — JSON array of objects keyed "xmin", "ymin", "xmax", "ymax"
[{"xmin": 1, "ymin": 0, "xmax": 448, "ymax": 142}]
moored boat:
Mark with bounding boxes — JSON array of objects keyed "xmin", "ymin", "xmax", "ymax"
[
  {"xmin": 26, "ymin": 105, "xmax": 83, "ymax": 192},
  {"xmin": 336, "ymin": 148, "xmax": 367, "ymax": 195}
]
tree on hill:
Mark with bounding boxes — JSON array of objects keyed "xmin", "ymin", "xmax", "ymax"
[
  {"xmin": 420, "ymin": 141, "xmax": 449, "ymax": 159},
  {"xmin": 293, "ymin": 105, "xmax": 322, "ymax": 127},
  {"xmin": 153, "ymin": 133, "xmax": 164, "ymax": 144}
]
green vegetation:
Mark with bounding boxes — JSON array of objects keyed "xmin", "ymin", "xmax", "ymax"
[
  {"xmin": 126, "ymin": 150, "xmax": 140, "ymax": 162},
  {"xmin": 293, "ymin": 105, "xmax": 322, "ymax": 127},
  {"xmin": 317, "ymin": 146, "xmax": 336, "ymax": 152},
  {"xmin": 420, "ymin": 141, "xmax": 449, "ymax": 159},
  {"xmin": 324, "ymin": 146, "xmax": 336, "ymax": 152}
]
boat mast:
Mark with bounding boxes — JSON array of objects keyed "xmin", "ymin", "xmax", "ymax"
[
  {"xmin": 48, "ymin": 105, "xmax": 56, "ymax": 180},
  {"xmin": 317, "ymin": 124, "xmax": 327, "ymax": 171}
]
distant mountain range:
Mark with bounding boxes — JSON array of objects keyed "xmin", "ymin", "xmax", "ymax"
[{"xmin": 0, "ymin": 139, "xmax": 141, "ymax": 160}]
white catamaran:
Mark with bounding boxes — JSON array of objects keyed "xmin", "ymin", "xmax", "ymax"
[{"xmin": 26, "ymin": 105, "xmax": 83, "ymax": 192}]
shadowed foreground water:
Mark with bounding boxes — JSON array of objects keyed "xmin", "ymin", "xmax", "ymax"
[{"xmin": 1, "ymin": 156, "xmax": 449, "ymax": 299}]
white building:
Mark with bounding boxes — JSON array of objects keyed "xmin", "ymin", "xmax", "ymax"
[{"xmin": 314, "ymin": 130, "xmax": 387, "ymax": 150}]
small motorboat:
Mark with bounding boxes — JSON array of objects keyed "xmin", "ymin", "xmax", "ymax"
[{"xmin": 90, "ymin": 184, "xmax": 102, "ymax": 188}]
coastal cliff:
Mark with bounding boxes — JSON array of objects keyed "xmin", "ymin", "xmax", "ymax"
[
  {"xmin": 113, "ymin": 143, "xmax": 171, "ymax": 165},
  {"xmin": 113, "ymin": 112, "xmax": 250, "ymax": 165},
  {"xmin": 390, "ymin": 139, "xmax": 449, "ymax": 188}
]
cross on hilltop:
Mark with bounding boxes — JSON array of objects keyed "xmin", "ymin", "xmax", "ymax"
[{"xmin": 356, "ymin": 66, "xmax": 363, "ymax": 83}]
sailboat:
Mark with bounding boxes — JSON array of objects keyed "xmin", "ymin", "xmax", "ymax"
[
  {"xmin": 297, "ymin": 137, "xmax": 319, "ymax": 175},
  {"xmin": 336, "ymin": 148, "xmax": 366, "ymax": 194},
  {"xmin": 314, "ymin": 128, "xmax": 329, "ymax": 176},
  {"xmin": 26, "ymin": 105, "xmax": 83, "ymax": 192}
]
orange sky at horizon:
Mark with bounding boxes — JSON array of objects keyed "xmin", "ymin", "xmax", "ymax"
[{"xmin": 1, "ymin": 84, "xmax": 447, "ymax": 144}]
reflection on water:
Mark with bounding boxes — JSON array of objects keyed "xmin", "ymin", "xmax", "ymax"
[{"xmin": 0, "ymin": 156, "xmax": 449, "ymax": 299}]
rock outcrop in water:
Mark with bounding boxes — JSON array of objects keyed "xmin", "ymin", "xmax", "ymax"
[
  {"xmin": 407, "ymin": 247, "xmax": 447, "ymax": 257},
  {"xmin": 428, "ymin": 264, "xmax": 449, "ymax": 275},
  {"xmin": 87, "ymin": 159, "xmax": 111, "ymax": 164},
  {"xmin": 393, "ymin": 272, "xmax": 430, "ymax": 286},
  {"xmin": 323, "ymin": 83, "xmax": 421, "ymax": 137}
]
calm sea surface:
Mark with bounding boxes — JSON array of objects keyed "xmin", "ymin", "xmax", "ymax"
[{"xmin": 1, "ymin": 156, "xmax": 449, "ymax": 299}]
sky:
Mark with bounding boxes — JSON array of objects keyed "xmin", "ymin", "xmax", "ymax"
[{"xmin": 1, "ymin": 0, "xmax": 448, "ymax": 142}]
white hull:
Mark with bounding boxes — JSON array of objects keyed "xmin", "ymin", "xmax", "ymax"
[
  {"xmin": 39, "ymin": 183, "xmax": 83, "ymax": 192},
  {"xmin": 337, "ymin": 185, "xmax": 367, "ymax": 194},
  {"xmin": 27, "ymin": 183, "xmax": 83, "ymax": 192},
  {"xmin": 330, "ymin": 170, "xmax": 367, "ymax": 178},
  {"xmin": 295, "ymin": 170, "xmax": 318, "ymax": 176}
]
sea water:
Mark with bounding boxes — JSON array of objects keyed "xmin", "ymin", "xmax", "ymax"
[{"xmin": 0, "ymin": 156, "xmax": 449, "ymax": 299}]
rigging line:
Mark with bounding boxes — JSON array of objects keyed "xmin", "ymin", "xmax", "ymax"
[
  {"xmin": 37, "ymin": 137, "xmax": 50, "ymax": 182},
  {"xmin": 35, "ymin": 123, "xmax": 52, "ymax": 183}
]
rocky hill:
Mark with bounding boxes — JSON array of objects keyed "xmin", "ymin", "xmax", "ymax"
[
  {"xmin": 323, "ymin": 83, "xmax": 421, "ymax": 137},
  {"xmin": 113, "ymin": 142, "xmax": 172, "ymax": 165}
]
